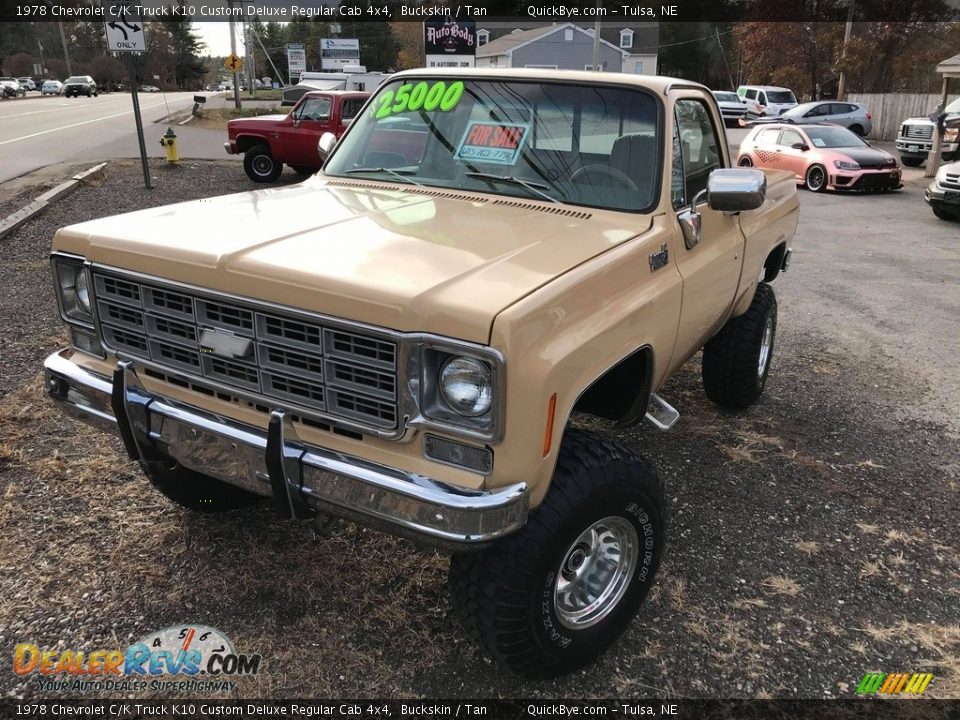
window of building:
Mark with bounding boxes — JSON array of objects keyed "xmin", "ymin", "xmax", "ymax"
[
  {"xmin": 564, "ymin": 28, "xmax": 574, "ymax": 41},
  {"xmin": 634, "ymin": 61, "xmax": 644, "ymax": 74},
  {"xmin": 477, "ymin": 29, "xmax": 489, "ymax": 46},
  {"xmin": 620, "ymin": 29, "xmax": 634, "ymax": 49}
]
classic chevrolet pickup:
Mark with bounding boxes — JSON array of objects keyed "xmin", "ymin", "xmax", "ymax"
[{"xmin": 44, "ymin": 69, "xmax": 798, "ymax": 677}]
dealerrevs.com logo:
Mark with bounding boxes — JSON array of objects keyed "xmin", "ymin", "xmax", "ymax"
[{"xmin": 14, "ymin": 625, "xmax": 261, "ymax": 693}]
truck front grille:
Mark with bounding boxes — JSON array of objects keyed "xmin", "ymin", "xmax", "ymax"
[
  {"xmin": 93, "ymin": 271, "xmax": 400, "ymax": 431},
  {"xmin": 942, "ymin": 171, "xmax": 960, "ymax": 189},
  {"xmin": 902, "ymin": 124, "xmax": 933, "ymax": 140}
]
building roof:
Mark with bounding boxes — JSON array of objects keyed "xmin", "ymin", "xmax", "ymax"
[
  {"xmin": 479, "ymin": 20, "xmax": 658, "ymax": 55},
  {"xmin": 476, "ymin": 23, "xmax": 627, "ymax": 59},
  {"xmin": 937, "ymin": 53, "xmax": 960, "ymax": 77},
  {"xmin": 475, "ymin": 25, "xmax": 560, "ymax": 57}
]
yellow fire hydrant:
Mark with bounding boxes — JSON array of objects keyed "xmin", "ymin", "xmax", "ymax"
[{"xmin": 159, "ymin": 127, "xmax": 179, "ymax": 164}]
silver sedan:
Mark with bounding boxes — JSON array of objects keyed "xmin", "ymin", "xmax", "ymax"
[{"xmin": 781, "ymin": 101, "xmax": 873, "ymax": 136}]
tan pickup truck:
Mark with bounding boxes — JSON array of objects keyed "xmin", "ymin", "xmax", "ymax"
[{"xmin": 44, "ymin": 69, "xmax": 798, "ymax": 677}]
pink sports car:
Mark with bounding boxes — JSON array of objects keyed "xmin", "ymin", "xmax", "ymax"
[{"xmin": 736, "ymin": 123, "xmax": 902, "ymax": 192}]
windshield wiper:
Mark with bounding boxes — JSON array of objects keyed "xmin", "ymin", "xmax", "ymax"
[
  {"xmin": 464, "ymin": 172, "xmax": 560, "ymax": 204},
  {"xmin": 344, "ymin": 167, "xmax": 423, "ymax": 186}
]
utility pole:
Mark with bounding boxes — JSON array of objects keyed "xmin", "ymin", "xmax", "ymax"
[
  {"xmin": 836, "ymin": 0, "xmax": 855, "ymax": 101},
  {"xmin": 57, "ymin": 21, "xmax": 72, "ymax": 76},
  {"xmin": 715, "ymin": 28, "xmax": 734, "ymax": 90},
  {"xmin": 228, "ymin": 0, "xmax": 241, "ymax": 108},
  {"xmin": 591, "ymin": 0, "xmax": 602, "ymax": 72}
]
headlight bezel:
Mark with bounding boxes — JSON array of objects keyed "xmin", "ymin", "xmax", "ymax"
[
  {"xmin": 51, "ymin": 254, "xmax": 95, "ymax": 330},
  {"xmin": 833, "ymin": 159, "xmax": 860, "ymax": 171},
  {"xmin": 417, "ymin": 340, "xmax": 505, "ymax": 442}
]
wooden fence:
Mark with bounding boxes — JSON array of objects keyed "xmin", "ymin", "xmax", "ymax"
[{"xmin": 847, "ymin": 93, "xmax": 958, "ymax": 140}]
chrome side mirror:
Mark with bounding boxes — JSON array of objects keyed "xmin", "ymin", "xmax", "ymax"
[
  {"xmin": 317, "ymin": 132, "xmax": 337, "ymax": 160},
  {"xmin": 706, "ymin": 168, "xmax": 767, "ymax": 212},
  {"xmin": 678, "ymin": 169, "xmax": 767, "ymax": 250}
]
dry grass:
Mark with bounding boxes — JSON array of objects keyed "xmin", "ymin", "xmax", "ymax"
[
  {"xmin": 792, "ymin": 540, "xmax": 821, "ymax": 557},
  {"xmin": 762, "ymin": 576, "xmax": 803, "ymax": 597}
]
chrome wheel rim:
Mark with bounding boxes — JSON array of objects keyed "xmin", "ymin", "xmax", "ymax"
[
  {"xmin": 739, "ymin": 157, "xmax": 752, "ymax": 167},
  {"xmin": 758, "ymin": 316, "xmax": 774, "ymax": 377},
  {"xmin": 554, "ymin": 516, "xmax": 638, "ymax": 629},
  {"xmin": 807, "ymin": 167, "xmax": 824, "ymax": 190},
  {"xmin": 252, "ymin": 155, "xmax": 273, "ymax": 176}
]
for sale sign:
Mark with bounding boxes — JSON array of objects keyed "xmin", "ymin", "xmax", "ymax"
[{"xmin": 456, "ymin": 122, "xmax": 529, "ymax": 165}]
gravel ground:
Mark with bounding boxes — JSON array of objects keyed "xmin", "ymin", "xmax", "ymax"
[{"xmin": 0, "ymin": 160, "xmax": 957, "ymax": 700}]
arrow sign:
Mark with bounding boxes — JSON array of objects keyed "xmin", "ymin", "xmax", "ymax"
[{"xmin": 103, "ymin": 1, "xmax": 147, "ymax": 52}]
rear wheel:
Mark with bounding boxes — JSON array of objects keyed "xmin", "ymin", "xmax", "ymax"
[
  {"xmin": 702, "ymin": 282, "xmax": 778, "ymax": 409},
  {"xmin": 449, "ymin": 430, "xmax": 665, "ymax": 678},
  {"xmin": 738, "ymin": 156, "xmax": 753, "ymax": 167},
  {"xmin": 805, "ymin": 164, "xmax": 828, "ymax": 192},
  {"xmin": 849, "ymin": 124, "xmax": 865, "ymax": 136},
  {"xmin": 243, "ymin": 145, "xmax": 282, "ymax": 183},
  {"xmin": 900, "ymin": 156, "xmax": 924, "ymax": 168}
]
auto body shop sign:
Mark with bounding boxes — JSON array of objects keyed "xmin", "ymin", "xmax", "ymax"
[{"xmin": 425, "ymin": 19, "xmax": 476, "ymax": 68}]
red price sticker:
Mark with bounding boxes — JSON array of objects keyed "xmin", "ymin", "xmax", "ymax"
[{"xmin": 456, "ymin": 121, "xmax": 529, "ymax": 165}]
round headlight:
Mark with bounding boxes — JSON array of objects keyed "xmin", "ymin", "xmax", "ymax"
[
  {"xmin": 439, "ymin": 357, "xmax": 492, "ymax": 417},
  {"xmin": 75, "ymin": 269, "xmax": 91, "ymax": 314}
]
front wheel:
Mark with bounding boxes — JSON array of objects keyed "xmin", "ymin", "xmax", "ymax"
[
  {"xmin": 702, "ymin": 282, "xmax": 777, "ymax": 409},
  {"xmin": 932, "ymin": 204, "xmax": 959, "ymax": 221},
  {"xmin": 292, "ymin": 165, "xmax": 318, "ymax": 176},
  {"xmin": 449, "ymin": 430, "xmax": 665, "ymax": 678},
  {"xmin": 243, "ymin": 145, "xmax": 282, "ymax": 183},
  {"xmin": 805, "ymin": 163, "xmax": 828, "ymax": 192},
  {"xmin": 900, "ymin": 156, "xmax": 924, "ymax": 168}
]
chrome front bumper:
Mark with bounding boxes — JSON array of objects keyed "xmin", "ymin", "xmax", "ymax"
[
  {"xmin": 223, "ymin": 141, "xmax": 236, "ymax": 155},
  {"xmin": 43, "ymin": 349, "xmax": 528, "ymax": 550}
]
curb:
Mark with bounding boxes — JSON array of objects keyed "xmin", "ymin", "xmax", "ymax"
[{"xmin": 0, "ymin": 162, "xmax": 107, "ymax": 241}]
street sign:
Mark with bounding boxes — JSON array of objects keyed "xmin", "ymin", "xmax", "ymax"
[
  {"xmin": 103, "ymin": 1, "xmax": 147, "ymax": 53},
  {"xmin": 225, "ymin": 54, "xmax": 244, "ymax": 72}
]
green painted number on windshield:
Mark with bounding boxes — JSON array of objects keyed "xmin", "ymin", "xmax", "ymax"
[{"xmin": 373, "ymin": 80, "xmax": 464, "ymax": 119}]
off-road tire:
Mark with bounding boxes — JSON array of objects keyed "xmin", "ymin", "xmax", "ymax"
[
  {"xmin": 141, "ymin": 460, "xmax": 261, "ymax": 513},
  {"xmin": 702, "ymin": 282, "xmax": 777, "ymax": 409},
  {"xmin": 805, "ymin": 163, "xmax": 828, "ymax": 192},
  {"xmin": 932, "ymin": 204, "xmax": 959, "ymax": 221},
  {"xmin": 243, "ymin": 144, "xmax": 282, "ymax": 183},
  {"xmin": 900, "ymin": 156, "xmax": 923, "ymax": 168},
  {"xmin": 449, "ymin": 430, "xmax": 666, "ymax": 678},
  {"xmin": 292, "ymin": 165, "xmax": 317, "ymax": 176}
]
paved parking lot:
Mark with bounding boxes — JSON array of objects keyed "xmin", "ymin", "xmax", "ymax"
[{"xmin": 0, "ymin": 160, "xmax": 957, "ymax": 699}]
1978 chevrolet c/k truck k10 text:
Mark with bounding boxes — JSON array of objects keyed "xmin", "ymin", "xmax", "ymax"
[{"xmin": 44, "ymin": 69, "xmax": 798, "ymax": 677}]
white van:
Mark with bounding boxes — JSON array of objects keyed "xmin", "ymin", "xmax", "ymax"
[{"xmin": 736, "ymin": 85, "xmax": 798, "ymax": 118}]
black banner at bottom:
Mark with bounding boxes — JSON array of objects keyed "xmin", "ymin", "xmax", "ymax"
[{"xmin": 2, "ymin": 699, "xmax": 958, "ymax": 720}]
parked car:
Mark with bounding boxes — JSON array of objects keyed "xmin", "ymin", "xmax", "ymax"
[
  {"xmin": 738, "ymin": 122, "xmax": 901, "ymax": 192},
  {"xmin": 224, "ymin": 90, "xmax": 370, "ymax": 182},
  {"xmin": 17, "ymin": 77, "xmax": 36, "ymax": 91},
  {"xmin": 45, "ymin": 70, "xmax": 798, "ymax": 678},
  {"xmin": 0, "ymin": 78, "xmax": 25, "ymax": 98},
  {"xmin": 780, "ymin": 101, "xmax": 873, "ymax": 136},
  {"xmin": 896, "ymin": 97, "xmax": 960, "ymax": 167},
  {"xmin": 63, "ymin": 75, "xmax": 98, "ymax": 98},
  {"xmin": 41, "ymin": 80, "xmax": 63, "ymax": 96},
  {"xmin": 925, "ymin": 159, "xmax": 960, "ymax": 220},
  {"xmin": 736, "ymin": 85, "xmax": 798, "ymax": 118},
  {"xmin": 712, "ymin": 90, "xmax": 748, "ymax": 126},
  {"xmin": 139, "ymin": 84, "xmax": 160, "ymax": 93},
  {"xmin": 205, "ymin": 83, "xmax": 220, "ymax": 91}
]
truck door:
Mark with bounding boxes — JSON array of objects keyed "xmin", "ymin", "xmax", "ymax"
[
  {"xmin": 279, "ymin": 95, "xmax": 334, "ymax": 165},
  {"xmin": 667, "ymin": 96, "xmax": 745, "ymax": 374}
]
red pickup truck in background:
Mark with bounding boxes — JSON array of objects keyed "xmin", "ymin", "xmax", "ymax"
[{"xmin": 225, "ymin": 90, "xmax": 370, "ymax": 182}]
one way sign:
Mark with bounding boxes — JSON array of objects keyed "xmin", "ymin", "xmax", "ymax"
[{"xmin": 104, "ymin": 1, "xmax": 147, "ymax": 52}]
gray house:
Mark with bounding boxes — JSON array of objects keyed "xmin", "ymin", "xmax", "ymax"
[
  {"xmin": 475, "ymin": 23, "xmax": 628, "ymax": 73},
  {"xmin": 476, "ymin": 21, "xmax": 658, "ymax": 74}
]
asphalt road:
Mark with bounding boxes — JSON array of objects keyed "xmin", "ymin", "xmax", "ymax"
[{"xmin": 0, "ymin": 92, "xmax": 204, "ymax": 184}]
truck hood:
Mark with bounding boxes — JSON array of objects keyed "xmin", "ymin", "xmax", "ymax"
[
  {"xmin": 229, "ymin": 114, "xmax": 288, "ymax": 127},
  {"xmin": 53, "ymin": 179, "xmax": 649, "ymax": 344}
]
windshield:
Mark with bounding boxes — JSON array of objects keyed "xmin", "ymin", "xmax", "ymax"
[
  {"xmin": 713, "ymin": 92, "xmax": 740, "ymax": 103},
  {"xmin": 945, "ymin": 98, "xmax": 960, "ymax": 114},
  {"xmin": 767, "ymin": 91, "xmax": 796, "ymax": 104},
  {"xmin": 324, "ymin": 78, "xmax": 661, "ymax": 213},
  {"xmin": 803, "ymin": 126, "xmax": 867, "ymax": 148},
  {"xmin": 65, "ymin": 77, "xmax": 86, "ymax": 84}
]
